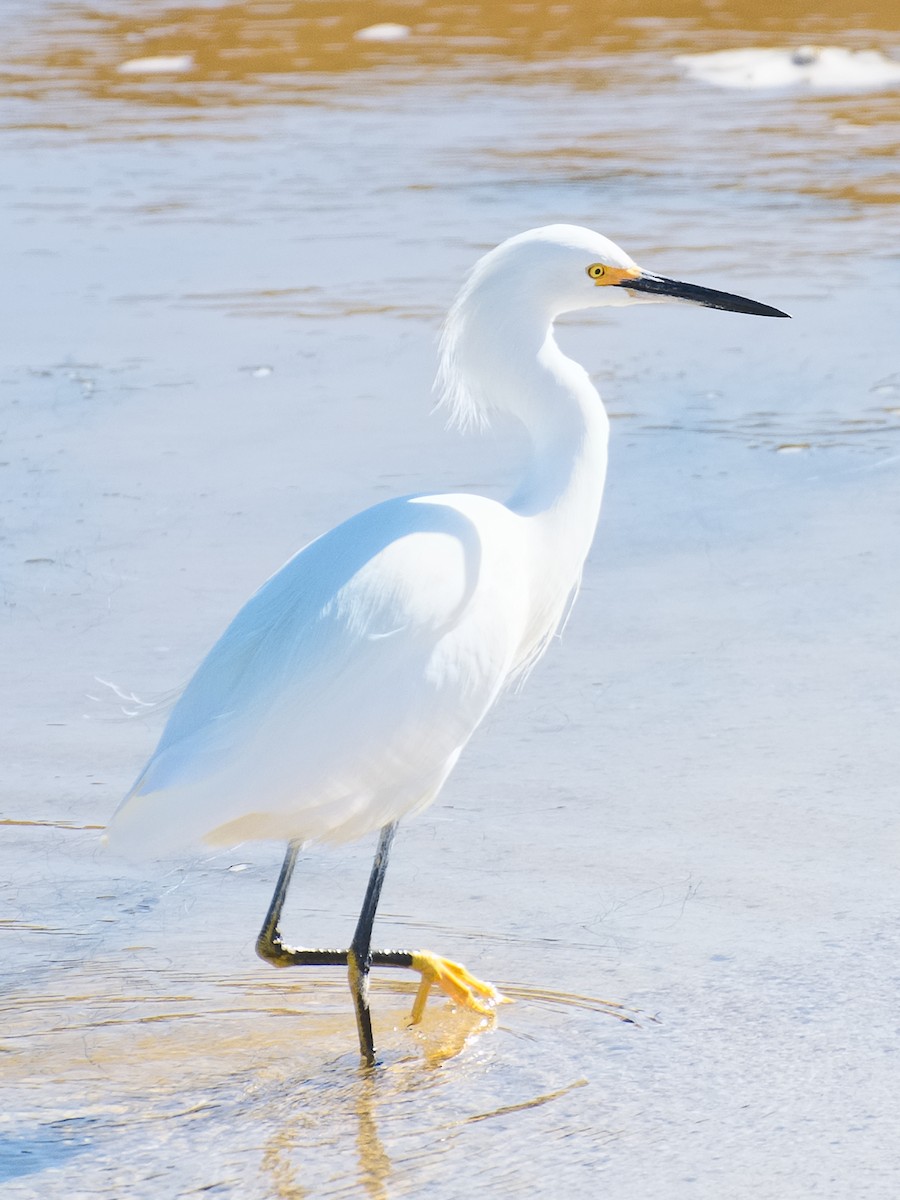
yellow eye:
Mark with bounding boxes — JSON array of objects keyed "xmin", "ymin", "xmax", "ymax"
[{"xmin": 587, "ymin": 263, "xmax": 606, "ymax": 280}]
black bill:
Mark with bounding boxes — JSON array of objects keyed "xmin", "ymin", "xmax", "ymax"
[{"xmin": 619, "ymin": 271, "xmax": 790, "ymax": 318}]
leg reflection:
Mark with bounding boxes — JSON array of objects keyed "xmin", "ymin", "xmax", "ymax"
[
  {"xmin": 260, "ymin": 1069, "xmax": 392, "ymax": 1200},
  {"xmin": 355, "ymin": 1071, "xmax": 391, "ymax": 1200}
]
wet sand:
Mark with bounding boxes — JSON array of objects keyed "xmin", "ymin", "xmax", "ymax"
[{"xmin": 2, "ymin": 1, "xmax": 900, "ymax": 1196}]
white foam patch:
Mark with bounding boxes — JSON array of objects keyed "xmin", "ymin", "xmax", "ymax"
[
  {"xmin": 117, "ymin": 55, "xmax": 194, "ymax": 76},
  {"xmin": 353, "ymin": 24, "xmax": 411, "ymax": 43},
  {"xmin": 677, "ymin": 46, "xmax": 900, "ymax": 91}
]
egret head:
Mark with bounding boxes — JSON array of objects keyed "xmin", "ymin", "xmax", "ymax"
[
  {"xmin": 437, "ymin": 224, "xmax": 787, "ymax": 428},
  {"xmin": 475, "ymin": 224, "xmax": 790, "ymax": 320}
]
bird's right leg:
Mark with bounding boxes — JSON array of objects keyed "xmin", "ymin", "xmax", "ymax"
[
  {"xmin": 255, "ymin": 839, "xmax": 347, "ymax": 970},
  {"xmin": 256, "ymin": 833, "xmax": 408, "ymax": 1065},
  {"xmin": 256, "ymin": 836, "xmax": 502, "ymax": 1065}
]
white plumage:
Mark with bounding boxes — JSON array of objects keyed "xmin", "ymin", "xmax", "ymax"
[{"xmin": 108, "ymin": 224, "xmax": 785, "ymax": 857}]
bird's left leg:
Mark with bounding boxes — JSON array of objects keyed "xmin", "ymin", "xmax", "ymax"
[
  {"xmin": 256, "ymin": 829, "xmax": 503, "ymax": 1065},
  {"xmin": 347, "ymin": 821, "xmax": 398, "ymax": 1065},
  {"xmin": 346, "ymin": 825, "xmax": 504, "ymax": 1046},
  {"xmin": 254, "ymin": 825, "xmax": 409, "ymax": 1064}
]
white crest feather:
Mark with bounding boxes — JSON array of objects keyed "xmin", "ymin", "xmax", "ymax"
[{"xmin": 434, "ymin": 259, "xmax": 492, "ymax": 431}]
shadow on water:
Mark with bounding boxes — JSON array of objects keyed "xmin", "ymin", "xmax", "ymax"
[{"xmin": 0, "ymin": 1125, "xmax": 92, "ymax": 1186}]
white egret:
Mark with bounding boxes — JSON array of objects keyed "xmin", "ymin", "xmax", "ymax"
[{"xmin": 108, "ymin": 225, "xmax": 787, "ymax": 1064}]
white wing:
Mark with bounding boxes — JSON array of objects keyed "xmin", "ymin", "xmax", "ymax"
[{"xmin": 108, "ymin": 493, "xmax": 528, "ymax": 855}]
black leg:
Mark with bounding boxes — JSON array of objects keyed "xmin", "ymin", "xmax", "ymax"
[
  {"xmin": 255, "ymin": 827, "xmax": 501, "ymax": 1065},
  {"xmin": 255, "ymin": 838, "xmax": 349, "ymax": 970},
  {"xmin": 348, "ymin": 822, "xmax": 398, "ymax": 1065}
]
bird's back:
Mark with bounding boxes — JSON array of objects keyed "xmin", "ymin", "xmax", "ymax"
[{"xmin": 107, "ymin": 492, "xmax": 531, "ymax": 855}]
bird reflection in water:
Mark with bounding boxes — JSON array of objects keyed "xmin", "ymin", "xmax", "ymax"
[{"xmin": 258, "ymin": 994, "xmax": 492, "ymax": 1199}]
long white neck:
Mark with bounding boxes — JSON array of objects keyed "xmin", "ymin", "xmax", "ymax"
[
  {"xmin": 505, "ymin": 328, "xmax": 609, "ymax": 526},
  {"xmin": 439, "ymin": 294, "xmax": 609, "ymax": 580}
]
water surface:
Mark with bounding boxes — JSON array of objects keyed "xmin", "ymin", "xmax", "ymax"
[{"xmin": 2, "ymin": 1, "xmax": 899, "ymax": 1196}]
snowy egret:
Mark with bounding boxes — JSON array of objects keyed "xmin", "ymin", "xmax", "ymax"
[{"xmin": 108, "ymin": 225, "xmax": 788, "ymax": 1064}]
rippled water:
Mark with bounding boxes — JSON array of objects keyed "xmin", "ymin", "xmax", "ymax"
[{"xmin": 2, "ymin": 1, "xmax": 899, "ymax": 1196}]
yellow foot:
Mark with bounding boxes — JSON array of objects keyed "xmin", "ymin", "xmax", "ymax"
[{"xmin": 408, "ymin": 951, "xmax": 506, "ymax": 1025}]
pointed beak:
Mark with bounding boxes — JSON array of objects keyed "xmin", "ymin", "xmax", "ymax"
[{"xmin": 617, "ymin": 270, "xmax": 790, "ymax": 318}]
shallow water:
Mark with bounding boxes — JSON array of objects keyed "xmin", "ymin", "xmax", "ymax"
[{"xmin": 2, "ymin": 1, "xmax": 900, "ymax": 1196}]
